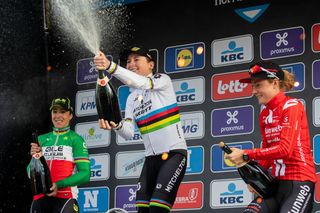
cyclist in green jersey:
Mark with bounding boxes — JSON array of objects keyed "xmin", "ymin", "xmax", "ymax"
[{"xmin": 28, "ymin": 97, "xmax": 90, "ymax": 213}]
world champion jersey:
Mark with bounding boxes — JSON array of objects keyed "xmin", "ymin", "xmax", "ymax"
[
  {"xmin": 245, "ymin": 92, "xmax": 316, "ymax": 182},
  {"xmin": 28, "ymin": 128, "xmax": 90, "ymax": 199},
  {"xmin": 107, "ymin": 62, "xmax": 187, "ymax": 156}
]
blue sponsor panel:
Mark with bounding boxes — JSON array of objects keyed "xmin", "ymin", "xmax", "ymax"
[
  {"xmin": 78, "ymin": 187, "xmax": 109, "ymax": 212},
  {"xmin": 234, "ymin": 4, "xmax": 269, "ymax": 23},
  {"xmin": 186, "ymin": 146, "xmax": 204, "ymax": 175},
  {"xmin": 115, "ymin": 185, "xmax": 137, "ymax": 211},
  {"xmin": 211, "ymin": 141, "xmax": 254, "ymax": 173},
  {"xmin": 313, "ymin": 60, "xmax": 320, "ymax": 89},
  {"xmin": 164, "ymin": 42, "xmax": 205, "ymax": 73},
  {"xmin": 260, "ymin": 26, "xmax": 304, "ymax": 59},
  {"xmin": 281, "ymin": 63, "xmax": 305, "ymax": 92},
  {"xmin": 211, "ymin": 105, "xmax": 254, "ymax": 137},
  {"xmin": 314, "ymin": 135, "xmax": 320, "ymax": 164},
  {"xmin": 117, "ymin": 85, "xmax": 131, "ymax": 111}
]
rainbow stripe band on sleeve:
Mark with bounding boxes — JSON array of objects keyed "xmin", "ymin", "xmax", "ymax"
[
  {"xmin": 107, "ymin": 62, "xmax": 118, "ymax": 75},
  {"xmin": 136, "ymin": 103, "xmax": 180, "ymax": 135},
  {"xmin": 74, "ymin": 158, "xmax": 90, "ymax": 164}
]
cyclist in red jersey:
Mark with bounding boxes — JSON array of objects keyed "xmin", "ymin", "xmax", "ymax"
[{"xmin": 225, "ymin": 61, "xmax": 316, "ymax": 213}]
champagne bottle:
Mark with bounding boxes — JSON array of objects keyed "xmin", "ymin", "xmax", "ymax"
[
  {"xmin": 29, "ymin": 132, "xmax": 53, "ymax": 195},
  {"xmin": 95, "ymin": 70, "xmax": 122, "ymax": 124},
  {"xmin": 219, "ymin": 142, "xmax": 278, "ymax": 198}
]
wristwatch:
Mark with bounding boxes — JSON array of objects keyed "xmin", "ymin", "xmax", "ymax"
[{"xmin": 243, "ymin": 153, "xmax": 249, "ymax": 161}]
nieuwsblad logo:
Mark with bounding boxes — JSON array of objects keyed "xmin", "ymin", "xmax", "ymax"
[
  {"xmin": 78, "ymin": 187, "xmax": 109, "ymax": 212},
  {"xmin": 313, "ymin": 135, "xmax": 320, "ymax": 165},
  {"xmin": 312, "ymin": 23, "xmax": 320, "ymax": 52},
  {"xmin": 260, "ymin": 26, "xmax": 305, "ymax": 60},
  {"xmin": 211, "ymin": 70, "xmax": 252, "ymax": 102},
  {"xmin": 75, "ymin": 121, "xmax": 111, "ymax": 148},
  {"xmin": 210, "ymin": 179, "xmax": 253, "ymax": 209},
  {"xmin": 75, "ymin": 89, "xmax": 97, "ymax": 117},
  {"xmin": 173, "ymin": 76, "xmax": 205, "ymax": 106},
  {"xmin": 186, "ymin": 146, "xmax": 204, "ymax": 175},
  {"xmin": 234, "ymin": 4, "xmax": 269, "ymax": 23},
  {"xmin": 211, "ymin": 105, "xmax": 254, "ymax": 137},
  {"xmin": 115, "ymin": 150, "xmax": 145, "ymax": 179},
  {"xmin": 90, "ymin": 153, "xmax": 110, "ymax": 181},
  {"xmin": 164, "ymin": 42, "xmax": 205, "ymax": 73},
  {"xmin": 115, "ymin": 184, "xmax": 137, "ymax": 212},
  {"xmin": 211, "ymin": 141, "xmax": 254, "ymax": 173},
  {"xmin": 173, "ymin": 181, "xmax": 203, "ymax": 210},
  {"xmin": 313, "ymin": 97, "xmax": 320, "ymax": 127},
  {"xmin": 211, "ymin": 34, "xmax": 253, "ymax": 67},
  {"xmin": 76, "ymin": 56, "xmax": 112, "ymax": 85},
  {"xmin": 281, "ymin": 63, "xmax": 305, "ymax": 93},
  {"xmin": 180, "ymin": 111, "xmax": 205, "ymax": 140},
  {"xmin": 312, "ymin": 60, "xmax": 320, "ymax": 89}
]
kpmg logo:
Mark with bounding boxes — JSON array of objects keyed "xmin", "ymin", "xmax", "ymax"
[
  {"xmin": 281, "ymin": 63, "xmax": 305, "ymax": 92},
  {"xmin": 313, "ymin": 135, "xmax": 320, "ymax": 165},
  {"xmin": 211, "ymin": 141, "xmax": 253, "ymax": 173},
  {"xmin": 210, "ymin": 179, "xmax": 253, "ymax": 209},
  {"xmin": 76, "ymin": 56, "xmax": 112, "ymax": 85},
  {"xmin": 118, "ymin": 85, "xmax": 131, "ymax": 111},
  {"xmin": 181, "ymin": 111, "xmax": 205, "ymax": 140},
  {"xmin": 173, "ymin": 77, "xmax": 205, "ymax": 106},
  {"xmin": 312, "ymin": 23, "xmax": 320, "ymax": 52},
  {"xmin": 90, "ymin": 154, "xmax": 110, "ymax": 181},
  {"xmin": 234, "ymin": 4, "xmax": 269, "ymax": 23},
  {"xmin": 75, "ymin": 89, "xmax": 97, "ymax": 117},
  {"xmin": 260, "ymin": 26, "xmax": 305, "ymax": 59},
  {"xmin": 313, "ymin": 97, "xmax": 320, "ymax": 127},
  {"xmin": 211, "ymin": 70, "xmax": 252, "ymax": 102},
  {"xmin": 211, "ymin": 105, "xmax": 254, "ymax": 137},
  {"xmin": 312, "ymin": 60, "xmax": 320, "ymax": 89},
  {"xmin": 117, "ymin": 123, "xmax": 143, "ymax": 145},
  {"xmin": 115, "ymin": 185, "xmax": 137, "ymax": 211},
  {"xmin": 164, "ymin": 42, "xmax": 205, "ymax": 73},
  {"xmin": 115, "ymin": 150, "xmax": 145, "ymax": 179},
  {"xmin": 75, "ymin": 121, "xmax": 111, "ymax": 148},
  {"xmin": 173, "ymin": 181, "xmax": 203, "ymax": 210},
  {"xmin": 78, "ymin": 187, "xmax": 109, "ymax": 212},
  {"xmin": 186, "ymin": 146, "xmax": 204, "ymax": 175},
  {"xmin": 212, "ymin": 35, "xmax": 253, "ymax": 67}
]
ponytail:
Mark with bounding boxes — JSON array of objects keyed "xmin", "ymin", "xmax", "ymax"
[{"xmin": 280, "ymin": 70, "xmax": 295, "ymax": 91}]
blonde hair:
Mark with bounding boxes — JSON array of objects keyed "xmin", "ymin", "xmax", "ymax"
[{"xmin": 280, "ymin": 70, "xmax": 295, "ymax": 91}]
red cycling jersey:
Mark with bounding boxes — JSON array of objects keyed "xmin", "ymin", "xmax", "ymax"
[{"xmin": 245, "ymin": 92, "xmax": 316, "ymax": 183}]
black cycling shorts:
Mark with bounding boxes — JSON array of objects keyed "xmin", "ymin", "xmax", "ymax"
[
  {"xmin": 243, "ymin": 180, "xmax": 315, "ymax": 213},
  {"xmin": 30, "ymin": 196, "xmax": 79, "ymax": 213},
  {"xmin": 135, "ymin": 150, "xmax": 187, "ymax": 211}
]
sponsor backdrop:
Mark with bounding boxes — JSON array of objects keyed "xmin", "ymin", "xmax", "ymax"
[{"xmin": 46, "ymin": 0, "xmax": 320, "ymax": 212}]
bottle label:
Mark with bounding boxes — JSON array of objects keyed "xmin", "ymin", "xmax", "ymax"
[
  {"xmin": 32, "ymin": 152, "xmax": 42, "ymax": 159},
  {"xmin": 97, "ymin": 76, "xmax": 110, "ymax": 86}
]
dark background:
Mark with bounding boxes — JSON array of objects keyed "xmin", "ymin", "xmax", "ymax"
[{"xmin": 0, "ymin": 0, "xmax": 319, "ymax": 212}]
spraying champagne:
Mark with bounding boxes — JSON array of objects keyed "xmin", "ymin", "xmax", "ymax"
[
  {"xmin": 219, "ymin": 142, "xmax": 278, "ymax": 198},
  {"xmin": 29, "ymin": 132, "xmax": 53, "ymax": 195}
]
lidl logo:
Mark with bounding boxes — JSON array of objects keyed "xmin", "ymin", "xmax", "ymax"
[
  {"xmin": 164, "ymin": 42, "xmax": 205, "ymax": 73},
  {"xmin": 234, "ymin": 4, "xmax": 269, "ymax": 23},
  {"xmin": 75, "ymin": 89, "xmax": 97, "ymax": 117},
  {"xmin": 212, "ymin": 35, "xmax": 253, "ymax": 67},
  {"xmin": 260, "ymin": 26, "xmax": 305, "ymax": 59},
  {"xmin": 312, "ymin": 23, "xmax": 320, "ymax": 52},
  {"xmin": 186, "ymin": 146, "xmax": 204, "ymax": 175},
  {"xmin": 281, "ymin": 62, "xmax": 305, "ymax": 92},
  {"xmin": 313, "ymin": 97, "xmax": 320, "ymax": 127},
  {"xmin": 172, "ymin": 181, "xmax": 203, "ymax": 210},
  {"xmin": 314, "ymin": 135, "xmax": 320, "ymax": 165},
  {"xmin": 173, "ymin": 77, "xmax": 205, "ymax": 106},
  {"xmin": 115, "ymin": 185, "xmax": 137, "ymax": 211},
  {"xmin": 211, "ymin": 105, "xmax": 254, "ymax": 137},
  {"xmin": 312, "ymin": 60, "xmax": 320, "ymax": 89},
  {"xmin": 211, "ymin": 70, "xmax": 252, "ymax": 102},
  {"xmin": 211, "ymin": 141, "xmax": 254, "ymax": 173},
  {"xmin": 78, "ymin": 187, "xmax": 109, "ymax": 212},
  {"xmin": 210, "ymin": 179, "xmax": 253, "ymax": 209}
]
